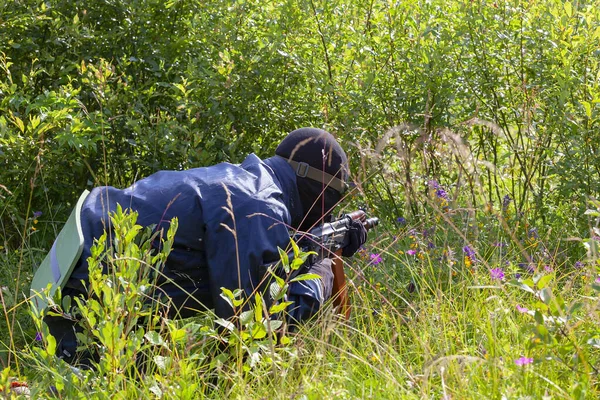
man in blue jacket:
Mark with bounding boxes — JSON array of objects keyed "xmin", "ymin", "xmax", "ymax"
[{"xmin": 46, "ymin": 127, "xmax": 367, "ymax": 363}]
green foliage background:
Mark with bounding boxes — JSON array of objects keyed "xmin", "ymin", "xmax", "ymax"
[
  {"xmin": 2, "ymin": 0, "xmax": 599, "ymax": 233},
  {"xmin": 1, "ymin": 0, "xmax": 600, "ymax": 398}
]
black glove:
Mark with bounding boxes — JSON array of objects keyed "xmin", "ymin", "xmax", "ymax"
[{"xmin": 342, "ymin": 219, "xmax": 368, "ymax": 257}]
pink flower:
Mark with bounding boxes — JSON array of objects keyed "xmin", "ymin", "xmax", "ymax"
[
  {"xmin": 516, "ymin": 304, "xmax": 529, "ymax": 313},
  {"xmin": 595, "ymin": 276, "xmax": 600, "ymax": 284},
  {"xmin": 514, "ymin": 356, "xmax": 534, "ymax": 366},
  {"xmin": 406, "ymin": 249, "xmax": 417, "ymax": 256},
  {"xmin": 370, "ymin": 253, "xmax": 382, "ymax": 265}
]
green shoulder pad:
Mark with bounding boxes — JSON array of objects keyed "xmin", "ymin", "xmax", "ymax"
[{"xmin": 30, "ymin": 190, "xmax": 90, "ymax": 315}]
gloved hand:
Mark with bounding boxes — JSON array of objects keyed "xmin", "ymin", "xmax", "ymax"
[
  {"xmin": 308, "ymin": 257, "xmax": 334, "ymax": 301},
  {"xmin": 342, "ymin": 219, "xmax": 368, "ymax": 257}
]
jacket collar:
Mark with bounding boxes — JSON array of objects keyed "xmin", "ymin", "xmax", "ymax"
[{"xmin": 262, "ymin": 155, "xmax": 303, "ymax": 227}]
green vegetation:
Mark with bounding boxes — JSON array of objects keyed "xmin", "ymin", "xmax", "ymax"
[{"xmin": 1, "ymin": 0, "xmax": 600, "ymax": 397}]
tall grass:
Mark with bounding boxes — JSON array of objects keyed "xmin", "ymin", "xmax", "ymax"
[{"xmin": 2, "ymin": 164, "xmax": 599, "ymax": 398}]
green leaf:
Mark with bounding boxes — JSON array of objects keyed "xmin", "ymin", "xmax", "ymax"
[
  {"xmin": 537, "ymin": 274, "xmax": 553, "ymax": 290},
  {"xmin": 269, "ymin": 301, "xmax": 293, "ymax": 314},
  {"xmin": 149, "ymin": 384, "xmax": 163, "ymax": 398},
  {"xmin": 290, "ymin": 273, "xmax": 322, "ymax": 283},
  {"xmin": 534, "ymin": 310, "xmax": 544, "ymax": 325},
  {"xmin": 581, "ymin": 101, "xmax": 592, "ymax": 119},
  {"xmin": 170, "ymin": 328, "xmax": 186, "ymax": 343},
  {"xmin": 46, "ymin": 334, "xmax": 56, "ymax": 356},
  {"xmin": 251, "ymin": 323, "xmax": 267, "ymax": 339},
  {"xmin": 290, "ymin": 238, "xmax": 300, "ymax": 259},
  {"xmin": 144, "ymin": 331, "xmax": 166, "ymax": 346},
  {"xmin": 507, "ymin": 279, "xmax": 535, "ymax": 294},
  {"xmin": 215, "ymin": 318, "xmax": 235, "ymax": 332},
  {"xmin": 522, "ymin": 278, "xmax": 535, "ymax": 287},
  {"xmin": 535, "ymin": 324, "xmax": 551, "ymax": 342},
  {"xmin": 240, "ymin": 310, "xmax": 254, "ymax": 325},
  {"xmin": 268, "ymin": 269, "xmax": 285, "ymax": 288},
  {"xmin": 540, "ymin": 287, "xmax": 553, "ymax": 305},
  {"xmin": 232, "ymin": 298, "xmax": 243, "ymax": 307},
  {"xmin": 278, "ymin": 247, "xmax": 290, "ymax": 274},
  {"xmin": 564, "ymin": 2, "xmax": 572, "ymax": 17},
  {"xmin": 269, "ymin": 281, "xmax": 288, "ymax": 301},
  {"xmin": 291, "ymin": 257, "xmax": 304, "ymax": 271},
  {"xmin": 587, "ymin": 338, "xmax": 600, "ymax": 349},
  {"xmin": 12, "ymin": 115, "xmax": 24, "ymax": 133},
  {"xmin": 29, "ymin": 115, "xmax": 40, "ymax": 130},
  {"xmin": 279, "ymin": 335, "xmax": 291, "ymax": 345},
  {"xmin": 264, "ymin": 319, "xmax": 283, "ymax": 331},
  {"xmin": 220, "ymin": 287, "xmax": 243, "ymax": 309},
  {"xmin": 533, "ymin": 301, "xmax": 549, "ymax": 312},
  {"xmin": 153, "ymin": 355, "xmax": 170, "ymax": 372},
  {"xmin": 254, "ymin": 294, "xmax": 263, "ymax": 322},
  {"xmin": 165, "ymin": 0, "xmax": 179, "ymax": 9}
]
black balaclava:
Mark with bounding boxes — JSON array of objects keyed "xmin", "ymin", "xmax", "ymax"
[{"xmin": 275, "ymin": 127, "xmax": 348, "ymax": 231}]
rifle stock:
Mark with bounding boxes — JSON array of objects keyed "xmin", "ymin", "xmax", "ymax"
[
  {"xmin": 331, "ymin": 248, "xmax": 350, "ymax": 319},
  {"xmin": 329, "ymin": 210, "xmax": 378, "ymax": 320},
  {"xmin": 299, "ymin": 210, "xmax": 377, "ymax": 319}
]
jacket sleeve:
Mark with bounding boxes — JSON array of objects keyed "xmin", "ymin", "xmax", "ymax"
[
  {"xmin": 203, "ymin": 190, "xmax": 333, "ymax": 323},
  {"xmin": 286, "ymin": 258, "xmax": 334, "ymax": 323},
  {"xmin": 203, "ymin": 185, "xmax": 293, "ymax": 320}
]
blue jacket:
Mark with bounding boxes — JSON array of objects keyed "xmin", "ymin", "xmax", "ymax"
[{"xmin": 66, "ymin": 154, "xmax": 329, "ymax": 322}]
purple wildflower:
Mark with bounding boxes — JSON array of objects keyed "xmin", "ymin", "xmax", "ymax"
[
  {"xmin": 33, "ymin": 211, "xmax": 42, "ymax": 219},
  {"xmin": 514, "ymin": 273, "xmax": 522, "ymax": 279},
  {"xmin": 574, "ymin": 261, "xmax": 584, "ymax": 269},
  {"xmin": 396, "ymin": 217, "xmax": 406, "ymax": 225},
  {"xmin": 502, "ymin": 194, "xmax": 512, "ymax": 211},
  {"xmin": 427, "ymin": 242, "xmax": 435, "ymax": 249},
  {"xmin": 35, "ymin": 332, "xmax": 43, "ymax": 341},
  {"xmin": 490, "ymin": 268, "xmax": 505, "ymax": 281},
  {"xmin": 595, "ymin": 276, "xmax": 600, "ymax": 284},
  {"xmin": 544, "ymin": 265, "xmax": 553, "ymax": 273},
  {"xmin": 514, "ymin": 356, "xmax": 534, "ymax": 366},
  {"xmin": 436, "ymin": 188, "xmax": 448, "ymax": 200},
  {"xmin": 370, "ymin": 253, "xmax": 382, "ymax": 265},
  {"xmin": 428, "ymin": 180, "xmax": 440, "ymax": 190},
  {"xmin": 462, "ymin": 246, "xmax": 477, "ymax": 262},
  {"xmin": 406, "ymin": 249, "xmax": 417, "ymax": 256},
  {"xmin": 516, "ymin": 304, "xmax": 529, "ymax": 313},
  {"xmin": 528, "ymin": 228, "xmax": 539, "ymax": 240}
]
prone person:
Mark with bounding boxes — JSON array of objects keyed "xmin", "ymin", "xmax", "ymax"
[{"xmin": 36, "ymin": 127, "xmax": 371, "ymax": 365}]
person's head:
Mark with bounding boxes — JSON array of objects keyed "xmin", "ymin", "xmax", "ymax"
[{"xmin": 275, "ymin": 127, "xmax": 348, "ymax": 230}]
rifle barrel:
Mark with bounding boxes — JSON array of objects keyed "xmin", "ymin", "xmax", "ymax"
[
  {"xmin": 347, "ymin": 210, "xmax": 366, "ymax": 222},
  {"xmin": 364, "ymin": 217, "xmax": 379, "ymax": 230}
]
